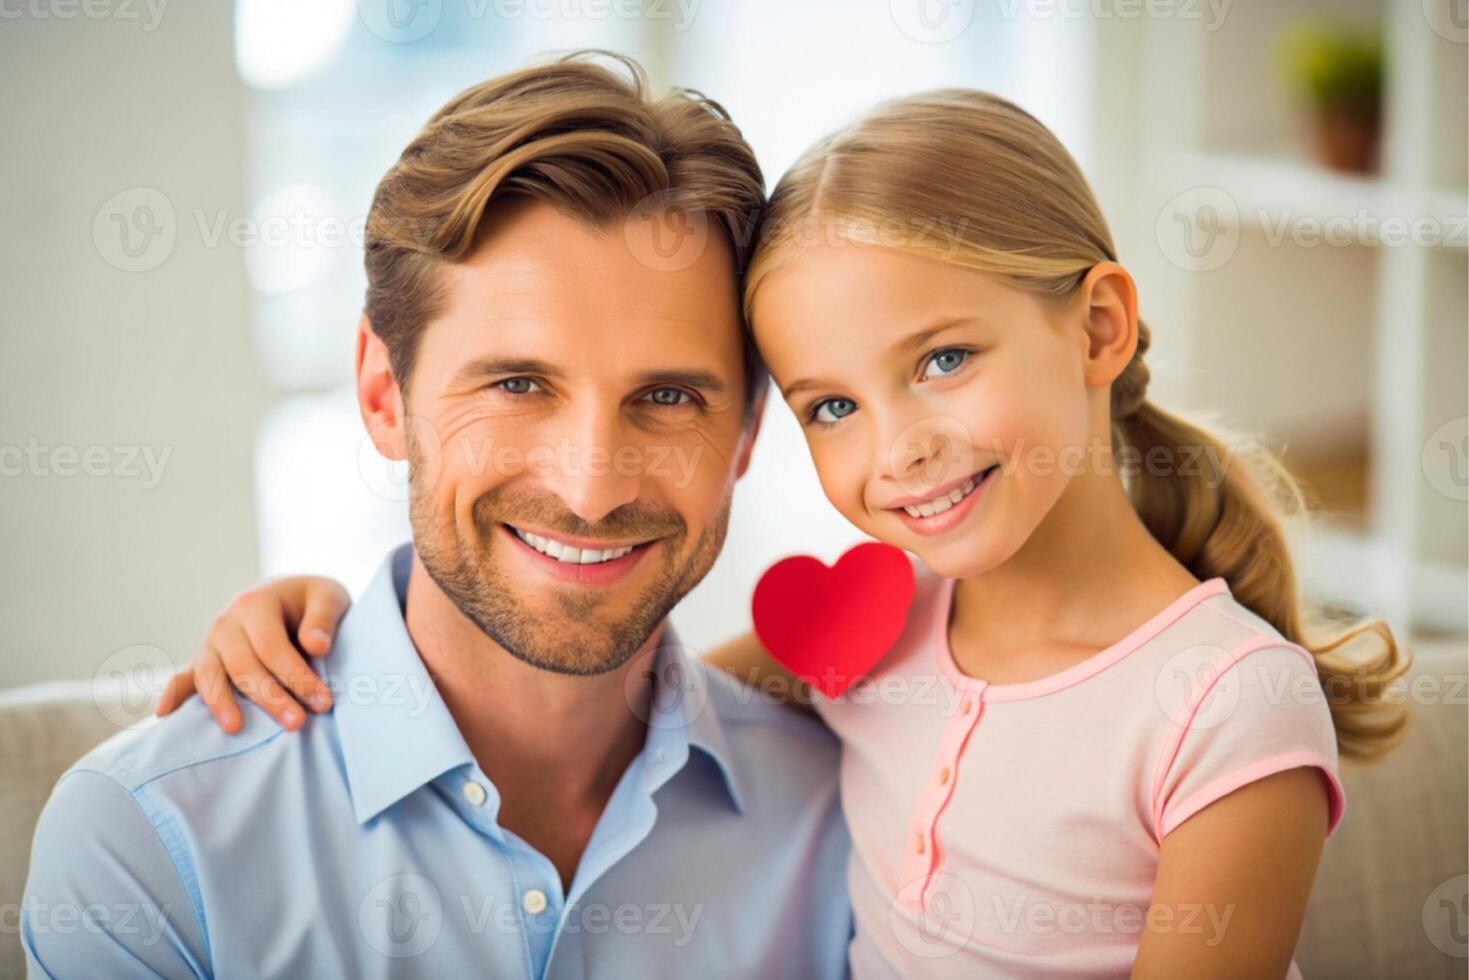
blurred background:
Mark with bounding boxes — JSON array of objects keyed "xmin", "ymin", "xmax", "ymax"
[
  {"xmin": 2, "ymin": 0, "xmax": 1463, "ymax": 681},
  {"xmin": 0, "ymin": 1, "xmax": 1466, "ymax": 975}
]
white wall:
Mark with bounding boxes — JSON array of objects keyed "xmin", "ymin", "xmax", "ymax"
[{"xmin": 0, "ymin": 4, "xmax": 267, "ymax": 687}]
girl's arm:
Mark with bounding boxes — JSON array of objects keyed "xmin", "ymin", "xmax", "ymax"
[
  {"xmin": 157, "ymin": 580, "xmax": 814, "ymax": 732},
  {"xmin": 702, "ymin": 631, "xmax": 815, "ymax": 710},
  {"xmin": 1130, "ymin": 766, "xmax": 1329, "ymax": 978},
  {"xmin": 154, "ymin": 576, "xmax": 351, "ymax": 733}
]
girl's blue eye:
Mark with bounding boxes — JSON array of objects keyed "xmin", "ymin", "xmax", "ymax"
[
  {"xmin": 811, "ymin": 398, "xmax": 858, "ymax": 424},
  {"xmin": 498, "ymin": 377, "xmax": 541, "ymax": 394},
  {"xmin": 646, "ymin": 387, "xmax": 691, "ymax": 406},
  {"xmin": 921, "ymin": 348, "xmax": 970, "ymax": 380}
]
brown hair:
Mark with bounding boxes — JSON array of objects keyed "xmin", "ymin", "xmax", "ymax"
[
  {"xmin": 748, "ymin": 89, "xmax": 1410, "ymax": 760},
  {"xmin": 363, "ymin": 51, "xmax": 767, "ymax": 409}
]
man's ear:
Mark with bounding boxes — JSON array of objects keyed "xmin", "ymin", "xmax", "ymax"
[
  {"xmin": 733, "ymin": 380, "xmax": 768, "ymax": 480},
  {"xmin": 356, "ymin": 314, "xmax": 408, "ymax": 462},
  {"xmin": 1077, "ymin": 261, "xmax": 1139, "ymax": 389}
]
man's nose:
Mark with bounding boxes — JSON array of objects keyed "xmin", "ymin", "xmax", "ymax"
[{"xmin": 539, "ymin": 406, "xmax": 642, "ymax": 524}]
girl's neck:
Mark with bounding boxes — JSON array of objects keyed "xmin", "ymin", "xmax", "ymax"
[{"xmin": 952, "ymin": 462, "xmax": 1199, "ymax": 661}]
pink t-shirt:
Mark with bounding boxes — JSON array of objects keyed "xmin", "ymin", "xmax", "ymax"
[{"xmin": 814, "ymin": 563, "xmax": 1344, "ymax": 979}]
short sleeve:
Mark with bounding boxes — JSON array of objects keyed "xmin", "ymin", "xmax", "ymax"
[
  {"xmin": 22, "ymin": 769, "xmax": 210, "ymax": 979},
  {"xmin": 1152, "ymin": 642, "xmax": 1345, "ymax": 841}
]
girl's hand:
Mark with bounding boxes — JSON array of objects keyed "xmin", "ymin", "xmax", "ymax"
[{"xmin": 154, "ymin": 576, "xmax": 351, "ymax": 734}]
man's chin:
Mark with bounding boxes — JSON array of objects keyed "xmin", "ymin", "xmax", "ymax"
[{"xmin": 486, "ymin": 611, "xmax": 665, "ymax": 677}]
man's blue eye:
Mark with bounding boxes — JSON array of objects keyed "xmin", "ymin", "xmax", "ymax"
[
  {"xmin": 811, "ymin": 398, "xmax": 858, "ymax": 424},
  {"xmin": 921, "ymin": 348, "xmax": 970, "ymax": 380},
  {"xmin": 498, "ymin": 377, "xmax": 539, "ymax": 394},
  {"xmin": 647, "ymin": 388, "xmax": 690, "ymax": 406}
]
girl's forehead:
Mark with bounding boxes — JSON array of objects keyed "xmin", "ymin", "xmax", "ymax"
[{"xmin": 752, "ymin": 241, "xmax": 1023, "ymax": 340}]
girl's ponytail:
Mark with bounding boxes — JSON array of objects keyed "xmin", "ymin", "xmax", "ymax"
[{"xmin": 1115, "ymin": 320, "xmax": 1411, "ymax": 760}]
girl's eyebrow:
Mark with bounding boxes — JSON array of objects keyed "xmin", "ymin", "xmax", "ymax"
[
  {"xmin": 781, "ymin": 376, "xmax": 836, "ymax": 401},
  {"xmin": 782, "ymin": 316, "xmax": 985, "ymax": 400},
  {"xmin": 890, "ymin": 316, "xmax": 985, "ymax": 356}
]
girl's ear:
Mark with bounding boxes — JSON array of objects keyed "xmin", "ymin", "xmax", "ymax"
[
  {"xmin": 1077, "ymin": 261, "xmax": 1139, "ymax": 389},
  {"xmin": 356, "ymin": 313, "xmax": 408, "ymax": 462}
]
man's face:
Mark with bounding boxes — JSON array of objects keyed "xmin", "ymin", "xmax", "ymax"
[{"xmin": 364, "ymin": 199, "xmax": 758, "ymax": 675}]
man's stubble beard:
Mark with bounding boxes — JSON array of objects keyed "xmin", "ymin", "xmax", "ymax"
[{"xmin": 409, "ymin": 460, "xmax": 732, "ymax": 677}]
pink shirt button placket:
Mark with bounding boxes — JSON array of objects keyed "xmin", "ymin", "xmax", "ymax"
[{"xmin": 903, "ymin": 678, "xmax": 988, "ymax": 913}]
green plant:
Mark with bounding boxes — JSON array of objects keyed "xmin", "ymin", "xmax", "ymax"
[{"xmin": 1277, "ymin": 22, "xmax": 1384, "ymax": 114}]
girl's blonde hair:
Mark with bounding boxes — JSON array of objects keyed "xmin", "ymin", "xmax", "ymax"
[{"xmin": 747, "ymin": 89, "xmax": 1410, "ymax": 760}]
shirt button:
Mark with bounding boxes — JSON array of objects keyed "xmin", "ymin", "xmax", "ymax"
[
  {"xmin": 938, "ymin": 766, "xmax": 951, "ymax": 786},
  {"xmin": 522, "ymin": 889, "xmax": 548, "ymax": 915},
  {"xmin": 915, "ymin": 833, "xmax": 926, "ymax": 855},
  {"xmin": 962, "ymin": 697, "xmax": 975, "ymax": 716},
  {"xmin": 462, "ymin": 781, "xmax": 488, "ymax": 807}
]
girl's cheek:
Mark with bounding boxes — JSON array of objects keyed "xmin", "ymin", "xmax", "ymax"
[{"xmin": 811, "ymin": 443, "xmax": 873, "ymax": 529}]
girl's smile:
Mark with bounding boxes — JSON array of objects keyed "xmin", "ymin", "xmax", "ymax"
[{"xmin": 884, "ymin": 463, "xmax": 998, "ymax": 536}]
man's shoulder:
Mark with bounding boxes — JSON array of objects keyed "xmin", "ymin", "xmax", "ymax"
[
  {"xmin": 64, "ymin": 697, "xmax": 311, "ymax": 797},
  {"xmin": 701, "ymin": 662, "xmax": 837, "ymax": 746},
  {"xmin": 696, "ymin": 662, "xmax": 842, "ymax": 802}
]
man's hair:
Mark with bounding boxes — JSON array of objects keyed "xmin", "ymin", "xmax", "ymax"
[{"xmin": 363, "ymin": 51, "xmax": 768, "ymax": 412}]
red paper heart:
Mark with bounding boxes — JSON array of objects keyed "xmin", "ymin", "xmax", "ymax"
[{"xmin": 752, "ymin": 542, "xmax": 916, "ymax": 699}]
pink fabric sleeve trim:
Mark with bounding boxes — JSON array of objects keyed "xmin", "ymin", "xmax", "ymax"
[
  {"xmin": 1157, "ymin": 750, "xmax": 1346, "ymax": 839},
  {"xmin": 1150, "ymin": 636, "xmax": 1326, "ymax": 838}
]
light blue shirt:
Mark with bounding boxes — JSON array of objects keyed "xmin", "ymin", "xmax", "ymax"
[{"xmin": 23, "ymin": 545, "xmax": 852, "ymax": 979}]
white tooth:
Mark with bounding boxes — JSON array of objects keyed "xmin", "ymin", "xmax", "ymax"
[
  {"xmin": 948, "ymin": 488, "xmax": 964, "ymax": 504},
  {"xmin": 544, "ymin": 540, "xmax": 564, "ymax": 560},
  {"xmin": 963, "ymin": 477, "xmax": 976, "ymax": 493},
  {"xmin": 918, "ymin": 502, "xmax": 935, "ymax": 518},
  {"xmin": 582, "ymin": 549, "xmax": 605, "ymax": 565},
  {"xmin": 931, "ymin": 495, "xmax": 954, "ymax": 514},
  {"xmin": 905, "ymin": 505, "xmax": 921, "ymax": 518},
  {"xmin": 561, "ymin": 546, "xmax": 582, "ymax": 564},
  {"xmin": 527, "ymin": 532, "xmax": 546, "ymax": 550}
]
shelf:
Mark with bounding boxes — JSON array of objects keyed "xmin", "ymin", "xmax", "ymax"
[
  {"xmin": 1295, "ymin": 526, "xmax": 1468, "ymax": 633},
  {"xmin": 1163, "ymin": 150, "xmax": 1468, "ymax": 250}
]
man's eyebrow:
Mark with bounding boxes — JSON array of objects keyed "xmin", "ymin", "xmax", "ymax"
[
  {"xmin": 451, "ymin": 357, "xmax": 565, "ymax": 385},
  {"xmin": 633, "ymin": 369, "xmax": 728, "ymax": 394},
  {"xmin": 782, "ymin": 316, "xmax": 983, "ymax": 400}
]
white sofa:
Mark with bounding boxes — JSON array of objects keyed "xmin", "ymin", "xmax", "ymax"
[{"xmin": 2, "ymin": 644, "xmax": 1465, "ymax": 978}]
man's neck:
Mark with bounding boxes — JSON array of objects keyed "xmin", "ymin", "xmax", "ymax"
[{"xmin": 402, "ymin": 553, "xmax": 656, "ymax": 889}]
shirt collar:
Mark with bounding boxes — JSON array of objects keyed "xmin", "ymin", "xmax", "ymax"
[
  {"xmin": 327, "ymin": 545, "xmax": 476, "ymax": 825},
  {"xmin": 641, "ymin": 623, "xmax": 746, "ymax": 815},
  {"xmin": 328, "ymin": 545, "xmax": 745, "ymax": 824}
]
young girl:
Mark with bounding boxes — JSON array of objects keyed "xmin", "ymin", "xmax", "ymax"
[{"xmin": 157, "ymin": 89, "xmax": 1408, "ymax": 976}]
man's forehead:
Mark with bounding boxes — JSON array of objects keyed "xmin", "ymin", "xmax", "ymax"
[{"xmin": 422, "ymin": 202, "xmax": 744, "ymax": 375}]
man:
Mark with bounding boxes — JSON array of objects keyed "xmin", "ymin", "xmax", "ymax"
[{"xmin": 22, "ymin": 53, "xmax": 851, "ymax": 979}]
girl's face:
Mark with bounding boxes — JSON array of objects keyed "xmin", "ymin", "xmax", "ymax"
[{"xmin": 751, "ymin": 240, "xmax": 1102, "ymax": 579}]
